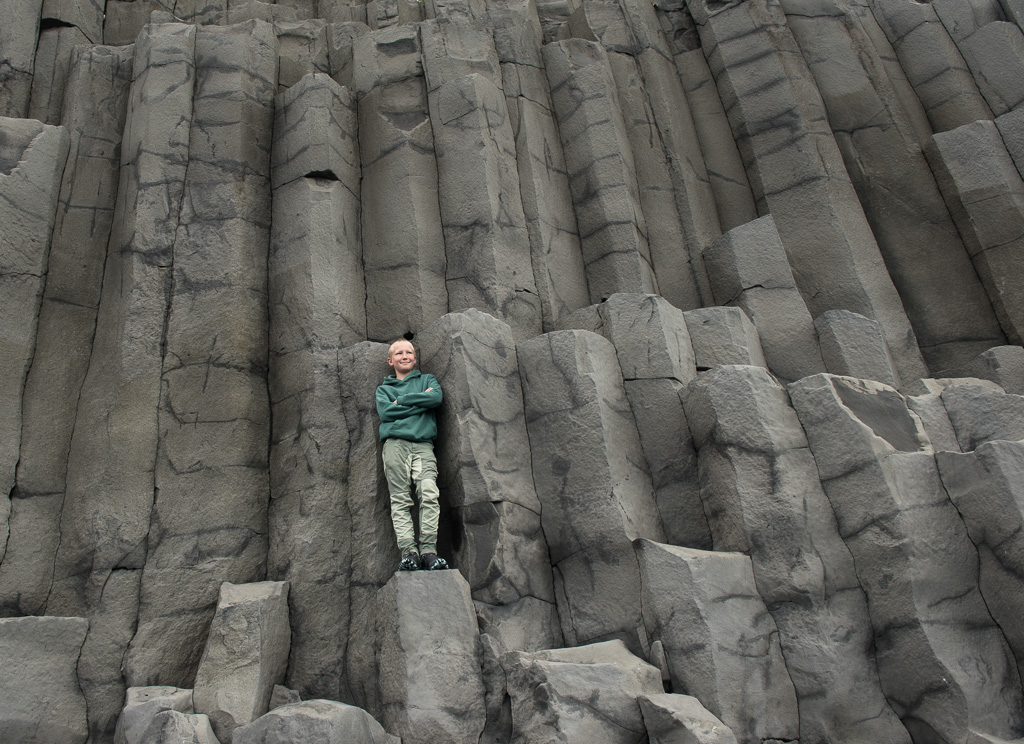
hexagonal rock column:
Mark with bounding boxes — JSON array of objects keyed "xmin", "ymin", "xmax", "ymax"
[
  {"xmin": 0, "ymin": 0, "xmax": 43, "ymax": 117},
  {"xmin": 0, "ymin": 117, "xmax": 68, "ymax": 568},
  {"xmin": 267, "ymin": 71, "xmax": 362, "ymax": 702},
  {"xmin": 789, "ymin": 374, "xmax": 1024, "ymax": 743},
  {"xmin": 937, "ymin": 440, "xmax": 1024, "ymax": 683},
  {"xmin": 926, "ymin": 120, "xmax": 1024, "ymax": 346},
  {"xmin": 814, "ymin": 310, "xmax": 899, "ymax": 387},
  {"xmin": 193, "ymin": 581, "xmax": 291, "ymax": 743},
  {"xmin": 703, "ymin": 215, "xmax": 825, "ymax": 383},
  {"xmin": 352, "ymin": 25, "xmax": 448, "ymax": 340},
  {"xmin": 635, "ymin": 540, "xmax": 798, "ymax": 744},
  {"xmin": 376, "ymin": 571, "xmax": 486, "ymax": 744},
  {"xmin": 416, "ymin": 309, "xmax": 560, "ymax": 652},
  {"xmin": 953, "ymin": 345, "xmax": 1024, "ymax": 394},
  {"xmin": 542, "ymin": 39, "xmax": 658, "ymax": 303},
  {"xmin": 780, "ymin": 0, "xmax": 1005, "ymax": 374},
  {"xmin": 683, "ymin": 365, "xmax": 909, "ymax": 744},
  {"xmin": 0, "ymin": 616, "xmax": 88, "ymax": 744},
  {"xmin": 686, "ymin": 0, "xmax": 927, "ymax": 384},
  {"xmin": 502, "ymin": 640, "xmax": 663, "ymax": 744},
  {"xmin": 489, "ymin": 0, "xmax": 590, "ymax": 332},
  {"xmin": 940, "ymin": 380, "xmax": 1024, "ymax": 451},
  {"xmin": 682, "ymin": 306, "xmax": 767, "ymax": 372},
  {"xmin": 421, "ymin": 18, "xmax": 542, "ymax": 343},
  {"xmin": 871, "ymin": 0, "xmax": 993, "ymax": 133},
  {"xmin": 519, "ymin": 330, "xmax": 664, "ymax": 649},
  {"xmin": 233, "ymin": 700, "xmax": 398, "ymax": 743},
  {"xmin": 561, "ymin": 293, "xmax": 711, "ymax": 548}
]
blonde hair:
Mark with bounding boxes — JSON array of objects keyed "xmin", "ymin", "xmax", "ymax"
[{"xmin": 387, "ymin": 338, "xmax": 416, "ymax": 362}]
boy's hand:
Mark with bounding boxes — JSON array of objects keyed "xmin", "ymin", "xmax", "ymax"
[{"xmin": 425, "ymin": 387, "xmax": 433, "ymax": 392}]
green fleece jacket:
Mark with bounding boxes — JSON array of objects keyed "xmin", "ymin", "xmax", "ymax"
[{"xmin": 376, "ymin": 370, "xmax": 443, "ymax": 442}]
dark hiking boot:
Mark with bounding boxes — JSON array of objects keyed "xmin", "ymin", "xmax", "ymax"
[
  {"xmin": 399, "ymin": 549, "xmax": 421, "ymax": 571},
  {"xmin": 421, "ymin": 553, "xmax": 448, "ymax": 571}
]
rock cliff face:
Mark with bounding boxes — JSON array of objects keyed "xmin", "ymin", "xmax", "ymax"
[{"xmin": 2, "ymin": 0, "xmax": 1024, "ymax": 742}]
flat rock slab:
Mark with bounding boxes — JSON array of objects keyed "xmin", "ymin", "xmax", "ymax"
[
  {"xmin": 0, "ymin": 616, "xmax": 89, "ymax": 744},
  {"xmin": 193, "ymin": 581, "xmax": 291, "ymax": 743},
  {"xmin": 639, "ymin": 693, "xmax": 737, "ymax": 744},
  {"xmin": 502, "ymin": 640, "xmax": 663, "ymax": 744},
  {"xmin": 233, "ymin": 700, "xmax": 398, "ymax": 743}
]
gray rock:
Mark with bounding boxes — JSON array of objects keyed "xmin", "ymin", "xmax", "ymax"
[
  {"xmin": 417, "ymin": 310, "xmax": 556, "ymax": 622},
  {"xmin": 141, "ymin": 711, "xmax": 220, "ymax": 744},
  {"xmin": 0, "ymin": 0, "xmax": 43, "ymax": 117},
  {"xmin": 116, "ymin": 686, "xmax": 194, "ymax": 744},
  {"xmin": 542, "ymin": 39, "xmax": 658, "ymax": 302},
  {"xmin": 687, "ymin": 0, "xmax": 927, "ymax": 384},
  {"xmin": 937, "ymin": 440, "xmax": 1024, "ymax": 682},
  {"xmin": 355, "ymin": 26, "xmax": 449, "ymax": 340},
  {"xmin": 941, "ymin": 382, "xmax": 1024, "ymax": 450},
  {"xmin": 233, "ymin": 700, "xmax": 398, "ymax": 743},
  {"xmin": 635, "ymin": 540, "xmax": 799, "ymax": 744},
  {"xmin": 789, "ymin": 373, "xmax": 1024, "ymax": 742},
  {"xmin": 519, "ymin": 330, "xmax": 664, "ymax": 647},
  {"xmin": 0, "ymin": 117, "xmax": 69, "ymax": 568},
  {"xmin": 274, "ymin": 20, "xmax": 330, "ymax": 92},
  {"xmin": 704, "ymin": 215, "xmax": 825, "ymax": 382},
  {"xmin": 28, "ymin": 26, "xmax": 90, "ymax": 125},
  {"xmin": 41, "ymin": 0, "xmax": 103, "ymax": 43},
  {"xmin": 957, "ymin": 22, "xmax": 1024, "ymax": 116},
  {"xmin": 684, "ymin": 365, "xmax": 909, "ymax": 744},
  {"xmin": 952, "ymin": 345, "xmax": 1024, "ymax": 393},
  {"xmin": 872, "ymin": 0, "xmax": 994, "ymax": 132},
  {"xmin": 927, "ymin": 120, "xmax": 1024, "ymax": 345},
  {"xmin": 129, "ymin": 20, "xmax": 276, "ymax": 687},
  {"xmin": 814, "ymin": 309, "xmax": 899, "ymax": 387},
  {"xmin": 782, "ymin": 0, "xmax": 1005, "ymax": 375},
  {"xmin": 905, "ymin": 390, "xmax": 962, "ymax": 453},
  {"xmin": 377, "ymin": 571, "xmax": 486, "ymax": 744},
  {"xmin": 503, "ymin": 640, "xmax": 663, "ymax": 744},
  {"xmin": 682, "ymin": 306, "xmax": 767, "ymax": 372},
  {"xmin": 267, "ymin": 685, "xmax": 300, "ymax": 711},
  {"xmin": 103, "ymin": 1, "xmax": 161, "ymax": 46},
  {"xmin": 0, "ymin": 616, "xmax": 89, "ymax": 744},
  {"xmin": 193, "ymin": 582, "xmax": 291, "ymax": 743},
  {"xmin": 674, "ymin": 48, "xmax": 757, "ymax": 232},
  {"xmin": 998, "ymin": 107, "xmax": 1024, "ymax": 177},
  {"xmin": 639, "ymin": 694, "xmax": 737, "ymax": 744}
]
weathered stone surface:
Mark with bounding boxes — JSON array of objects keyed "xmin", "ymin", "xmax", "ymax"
[
  {"xmin": 682, "ymin": 306, "xmax": 767, "ymax": 371},
  {"xmin": 639, "ymin": 694, "xmax": 738, "ymax": 744},
  {"xmin": 0, "ymin": 616, "xmax": 88, "ymax": 744},
  {"xmin": 543, "ymin": 39, "xmax": 658, "ymax": 302},
  {"xmin": 674, "ymin": 48, "xmax": 757, "ymax": 232},
  {"xmin": 2, "ymin": 45, "xmax": 132, "ymax": 623},
  {"xmin": 953, "ymin": 345, "xmax": 1024, "ymax": 394},
  {"xmin": 814, "ymin": 309, "xmax": 899, "ymax": 387},
  {"xmin": 905, "ymin": 389, "xmax": 962, "ymax": 453},
  {"xmin": 103, "ymin": 1, "xmax": 162, "ymax": 45},
  {"xmin": 941, "ymin": 381, "xmax": 1024, "ymax": 450},
  {"xmin": 872, "ymin": 0, "xmax": 994, "ymax": 132},
  {"xmin": 789, "ymin": 374, "xmax": 1024, "ymax": 742},
  {"xmin": 937, "ymin": 440, "xmax": 1024, "ymax": 682},
  {"xmin": 116, "ymin": 686, "xmax": 194, "ymax": 744},
  {"xmin": 422, "ymin": 19, "xmax": 541, "ymax": 342},
  {"xmin": 503, "ymin": 640, "xmax": 663, "ymax": 744},
  {"xmin": 355, "ymin": 26, "xmax": 448, "ymax": 340},
  {"xmin": 636, "ymin": 541, "xmax": 799, "ymax": 744},
  {"xmin": 234, "ymin": 700, "xmax": 398, "ymax": 743},
  {"xmin": 783, "ymin": 0, "xmax": 1005, "ymax": 374},
  {"xmin": 688, "ymin": 0, "xmax": 927, "ymax": 384},
  {"xmin": 275, "ymin": 20, "xmax": 330, "ymax": 91},
  {"xmin": 519, "ymin": 330, "xmax": 664, "ymax": 648},
  {"xmin": 0, "ymin": 0, "xmax": 43, "ymax": 117},
  {"xmin": 129, "ymin": 20, "xmax": 277, "ymax": 687},
  {"xmin": 417, "ymin": 310, "xmax": 556, "ymax": 627},
  {"xmin": 28, "ymin": 26, "xmax": 90, "ymax": 125},
  {"xmin": 704, "ymin": 215, "xmax": 825, "ymax": 382},
  {"xmin": 193, "ymin": 582, "xmax": 291, "ymax": 743},
  {"xmin": 956, "ymin": 21, "xmax": 1024, "ymax": 116},
  {"xmin": 999, "ymin": 107, "xmax": 1024, "ymax": 177},
  {"xmin": 268, "ymin": 685, "xmax": 300, "ymax": 710},
  {"xmin": 377, "ymin": 571, "xmax": 486, "ymax": 744},
  {"xmin": 927, "ymin": 120, "xmax": 1024, "ymax": 346},
  {"xmin": 684, "ymin": 365, "xmax": 909, "ymax": 744},
  {"xmin": 140, "ymin": 711, "xmax": 220, "ymax": 744}
]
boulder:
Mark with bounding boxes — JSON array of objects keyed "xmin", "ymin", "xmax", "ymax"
[
  {"xmin": 233, "ymin": 700, "xmax": 398, "ymax": 743},
  {"xmin": 115, "ymin": 686, "xmax": 194, "ymax": 744},
  {"xmin": 639, "ymin": 694, "xmax": 737, "ymax": 744}
]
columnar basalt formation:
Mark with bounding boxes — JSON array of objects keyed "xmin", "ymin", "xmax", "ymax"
[{"xmin": 3, "ymin": 0, "xmax": 1024, "ymax": 742}]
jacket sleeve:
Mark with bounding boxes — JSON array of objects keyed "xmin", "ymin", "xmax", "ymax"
[
  {"xmin": 376, "ymin": 385, "xmax": 424, "ymax": 422},
  {"xmin": 396, "ymin": 374, "xmax": 443, "ymax": 409}
]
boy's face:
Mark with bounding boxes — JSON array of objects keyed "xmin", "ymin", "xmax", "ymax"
[{"xmin": 388, "ymin": 341, "xmax": 417, "ymax": 378}]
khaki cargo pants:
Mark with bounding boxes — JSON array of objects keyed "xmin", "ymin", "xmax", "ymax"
[{"xmin": 382, "ymin": 438, "xmax": 440, "ymax": 555}]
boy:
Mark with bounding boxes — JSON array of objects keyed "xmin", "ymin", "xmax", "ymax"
[{"xmin": 375, "ymin": 339, "xmax": 449, "ymax": 571}]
